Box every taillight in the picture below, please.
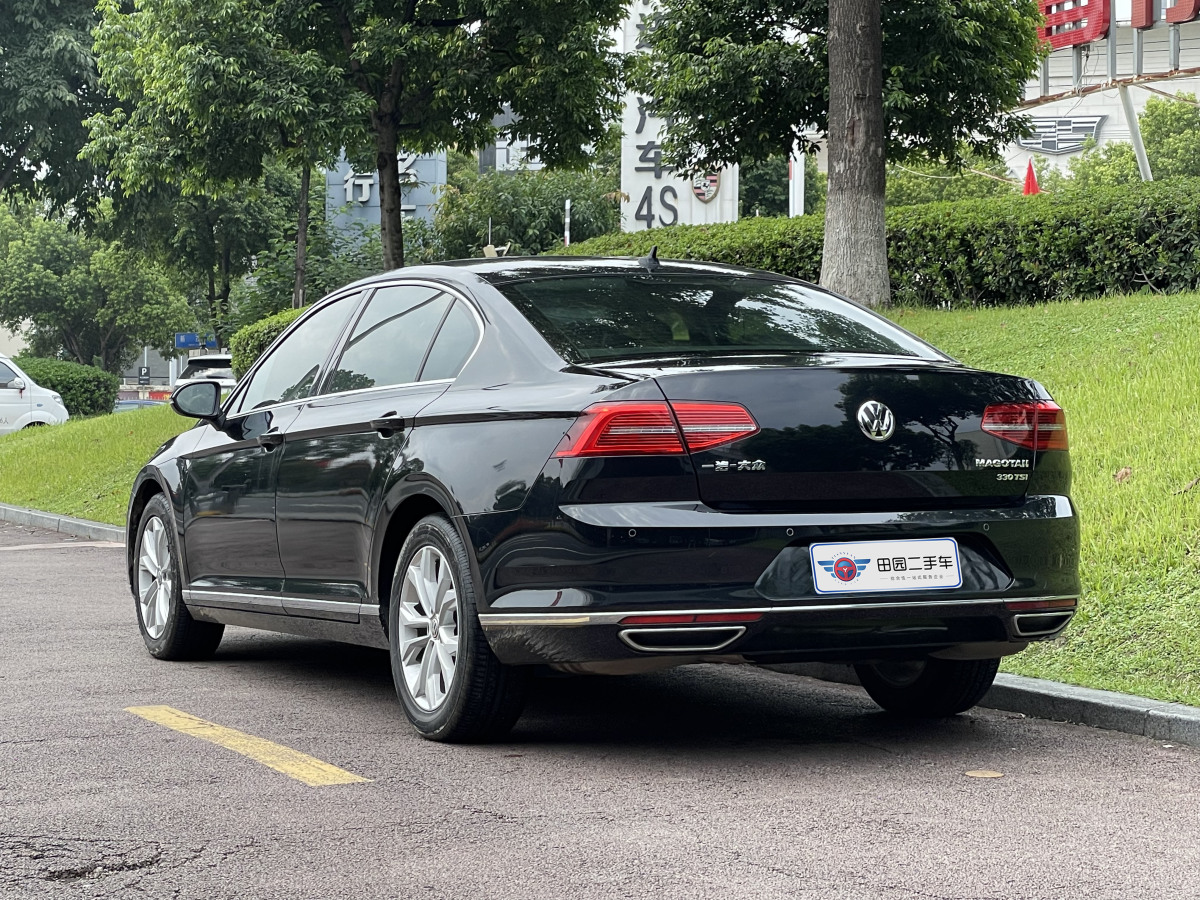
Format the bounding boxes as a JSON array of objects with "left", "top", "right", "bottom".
[
  {"left": 982, "top": 401, "right": 1068, "bottom": 452},
  {"left": 554, "top": 401, "right": 759, "bottom": 458}
]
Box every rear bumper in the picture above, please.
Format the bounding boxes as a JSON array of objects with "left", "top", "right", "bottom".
[
  {"left": 479, "top": 596, "right": 1074, "bottom": 666},
  {"left": 474, "top": 494, "right": 1079, "bottom": 666}
]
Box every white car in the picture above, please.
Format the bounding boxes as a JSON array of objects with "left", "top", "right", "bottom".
[
  {"left": 0, "top": 354, "right": 70, "bottom": 435},
  {"left": 174, "top": 354, "right": 236, "bottom": 393}
]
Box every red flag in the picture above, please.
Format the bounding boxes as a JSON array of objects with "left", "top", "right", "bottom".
[{"left": 1023, "top": 159, "right": 1040, "bottom": 196}]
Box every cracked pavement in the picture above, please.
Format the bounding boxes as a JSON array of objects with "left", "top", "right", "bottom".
[{"left": 1, "top": 521, "right": 1198, "bottom": 899}]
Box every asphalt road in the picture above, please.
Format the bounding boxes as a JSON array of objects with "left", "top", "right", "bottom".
[{"left": 2, "top": 521, "right": 1198, "bottom": 900}]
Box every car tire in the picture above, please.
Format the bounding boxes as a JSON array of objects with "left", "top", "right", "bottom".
[
  {"left": 854, "top": 657, "right": 1000, "bottom": 717},
  {"left": 134, "top": 494, "right": 224, "bottom": 660},
  {"left": 388, "top": 514, "right": 526, "bottom": 742}
]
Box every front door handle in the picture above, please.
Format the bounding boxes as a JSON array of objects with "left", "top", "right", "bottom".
[
  {"left": 257, "top": 429, "right": 284, "bottom": 450},
  {"left": 370, "top": 414, "right": 406, "bottom": 437}
]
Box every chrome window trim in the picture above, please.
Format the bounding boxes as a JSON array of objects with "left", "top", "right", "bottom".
[
  {"left": 478, "top": 595, "right": 1077, "bottom": 627},
  {"left": 221, "top": 279, "right": 484, "bottom": 422}
]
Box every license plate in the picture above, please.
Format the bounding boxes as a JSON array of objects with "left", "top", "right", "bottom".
[{"left": 809, "top": 538, "right": 962, "bottom": 594}]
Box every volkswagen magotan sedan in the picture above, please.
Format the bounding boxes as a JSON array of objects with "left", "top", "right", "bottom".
[{"left": 128, "top": 256, "right": 1079, "bottom": 741}]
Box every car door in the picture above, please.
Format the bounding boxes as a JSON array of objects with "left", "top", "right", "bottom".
[
  {"left": 178, "top": 294, "right": 360, "bottom": 613},
  {"left": 0, "top": 360, "right": 32, "bottom": 435},
  {"left": 274, "top": 283, "right": 481, "bottom": 621}
]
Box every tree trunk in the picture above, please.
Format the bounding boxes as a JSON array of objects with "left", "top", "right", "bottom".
[
  {"left": 376, "top": 121, "right": 406, "bottom": 270},
  {"left": 293, "top": 163, "right": 311, "bottom": 309},
  {"left": 820, "top": 0, "right": 889, "bottom": 308}
]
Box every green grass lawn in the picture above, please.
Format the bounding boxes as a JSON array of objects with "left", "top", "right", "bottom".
[
  {"left": 0, "top": 403, "right": 191, "bottom": 527},
  {"left": 890, "top": 292, "right": 1200, "bottom": 705},
  {"left": 2, "top": 291, "right": 1198, "bottom": 704}
]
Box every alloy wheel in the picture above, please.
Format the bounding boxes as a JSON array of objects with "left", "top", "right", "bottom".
[
  {"left": 137, "top": 516, "right": 173, "bottom": 640},
  {"left": 397, "top": 545, "right": 460, "bottom": 711}
]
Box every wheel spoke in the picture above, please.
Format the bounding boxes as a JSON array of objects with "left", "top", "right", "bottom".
[
  {"left": 400, "top": 635, "right": 424, "bottom": 666},
  {"left": 434, "top": 641, "right": 456, "bottom": 681},
  {"left": 396, "top": 600, "right": 426, "bottom": 630},
  {"left": 415, "top": 643, "right": 434, "bottom": 700}
]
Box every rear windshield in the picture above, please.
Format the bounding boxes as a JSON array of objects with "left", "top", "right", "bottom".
[
  {"left": 494, "top": 275, "right": 939, "bottom": 363},
  {"left": 180, "top": 362, "right": 234, "bottom": 381}
]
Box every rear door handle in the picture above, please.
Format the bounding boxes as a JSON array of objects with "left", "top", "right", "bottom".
[
  {"left": 257, "top": 429, "right": 284, "bottom": 450},
  {"left": 371, "top": 414, "right": 406, "bottom": 437}
]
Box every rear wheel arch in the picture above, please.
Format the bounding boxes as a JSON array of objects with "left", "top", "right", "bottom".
[{"left": 375, "top": 490, "right": 479, "bottom": 636}]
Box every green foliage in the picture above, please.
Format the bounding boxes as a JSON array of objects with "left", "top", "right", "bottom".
[
  {"left": 229, "top": 307, "right": 306, "bottom": 378},
  {"left": 1055, "top": 93, "right": 1200, "bottom": 191},
  {"left": 886, "top": 154, "right": 1016, "bottom": 207},
  {"left": 12, "top": 357, "right": 119, "bottom": 418},
  {"left": 435, "top": 168, "right": 621, "bottom": 259},
  {"left": 230, "top": 213, "right": 383, "bottom": 329},
  {"left": 569, "top": 178, "right": 1200, "bottom": 306},
  {"left": 738, "top": 155, "right": 826, "bottom": 218},
  {"left": 634, "top": 0, "right": 1045, "bottom": 172},
  {"left": 0, "top": 206, "right": 193, "bottom": 372},
  {"left": 88, "top": 0, "right": 627, "bottom": 267},
  {"left": 0, "top": 403, "right": 189, "bottom": 524},
  {"left": 0, "top": 0, "right": 109, "bottom": 211},
  {"left": 890, "top": 292, "right": 1200, "bottom": 706}
]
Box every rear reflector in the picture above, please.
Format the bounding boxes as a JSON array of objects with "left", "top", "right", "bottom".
[
  {"left": 554, "top": 401, "right": 758, "bottom": 458},
  {"left": 619, "top": 612, "right": 763, "bottom": 625},
  {"left": 982, "top": 401, "right": 1068, "bottom": 452},
  {"left": 1005, "top": 598, "right": 1077, "bottom": 611}
]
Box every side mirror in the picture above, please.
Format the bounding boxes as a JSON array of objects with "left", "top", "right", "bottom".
[
  {"left": 171, "top": 380, "right": 223, "bottom": 421},
  {"left": 10, "top": 377, "right": 25, "bottom": 393}
]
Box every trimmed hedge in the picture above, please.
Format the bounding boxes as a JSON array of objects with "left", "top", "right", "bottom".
[
  {"left": 13, "top": 357, "right": 119, "bottom": 417},
  {"left": 229, "top": 306, "right": 305, "bottom": 378},
  {"left": 568, "top": 178, "right": 1200, "bottom": 306}
]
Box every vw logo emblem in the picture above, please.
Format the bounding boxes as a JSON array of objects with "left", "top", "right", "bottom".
[{"left": 857, "top": 400, "right": 895, "bottom": 442}]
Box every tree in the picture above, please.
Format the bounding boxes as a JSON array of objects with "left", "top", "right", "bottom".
[
  {"left": 0, "top": 0, "right": 109, "bottom": 211},
  {"left": 434, "top": 167, "right": 620, "bottom": 259},
  {"left": 87, "top": 0, "right": 362, "bottom": 309},
  {"left": 636, "top": 0, "right": 1043, "bottom": 306},
  {"left": 1054, "top": 93, "right": 1200, "bottom": 191},
  {"left": 0, "top": 207, "right": 192, "bottom": 372},
  {"left": 739, "top": 154, "right": 826, "bottom": 218},
  {"left": 90, "top": 0, "right": 626, "bottom": 271}
]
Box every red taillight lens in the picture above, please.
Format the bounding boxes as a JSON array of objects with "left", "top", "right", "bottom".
[
  {"left": 982, "top": 401, "right": 1068, "bottom": 452},
  {"left": 671, "top": 402, "right": 760, "bottom": 452},
  {"left": 554, "top": 403, "right": 684, "bottom": 457},
  {"left": 554, "top": 401, "right": 758, "bottom": 458}
]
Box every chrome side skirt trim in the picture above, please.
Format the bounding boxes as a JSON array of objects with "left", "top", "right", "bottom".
[
  {"left": 184, "top": 589, "right": 372, "bottom": 622},
  {"left": 479, "top": 596, "right": 1076, "bottom": 628}
]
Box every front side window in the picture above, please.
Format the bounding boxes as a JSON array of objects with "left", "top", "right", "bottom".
[
  {"left": 0, "top": 362, "right": 17, "bottom": 388},
  {"left": 495, "top": 275, "right": 941, "bottom": 363},
  {"left": 234, "top": 296, "right": 357, "bottom": 413},
  {"left": 326, "top": 285, "right": 451, "bottom": 393}
]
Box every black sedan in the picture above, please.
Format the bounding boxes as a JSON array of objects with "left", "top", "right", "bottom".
[{"left": 128, "top": 256, "right": 1079, "bottom": 741}]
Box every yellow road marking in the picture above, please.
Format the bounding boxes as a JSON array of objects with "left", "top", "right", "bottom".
[{"left": 126, "top": 705, "right": 370, "bottom": 787}]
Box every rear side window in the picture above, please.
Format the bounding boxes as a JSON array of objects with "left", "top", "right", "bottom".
[
  {"left": 327, "top": 285, "right": 451, "bottom": 392},
  {"left": 420, "top": 300, "right": 480, "bottom": 381},
  {"left": 494, "top": 275, "right": 939, "bottom": 363}
]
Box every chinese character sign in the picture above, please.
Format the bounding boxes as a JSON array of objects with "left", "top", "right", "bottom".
[
  {"left": 1041, "top": 0, "right": 1110, "bottom": 50},
  {"left": 619, "top": 1, "right": 738, "bottom": 232}
]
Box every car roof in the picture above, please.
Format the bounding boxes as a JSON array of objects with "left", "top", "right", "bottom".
[{"left": 339, "top": 256, "right": 808, "bottom": 292}]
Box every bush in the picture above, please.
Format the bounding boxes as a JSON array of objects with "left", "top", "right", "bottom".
[
  {"left": 568, "top": 177, "right": 1200, "bottom": 307},
  {"left": 229, "top": 307, "right": 305, "bottom": 378},
  {"left": 13, "top": 357, "right": 119, "bottom": 417}
]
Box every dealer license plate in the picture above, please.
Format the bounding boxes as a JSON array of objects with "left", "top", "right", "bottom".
[{"left": 809, "top": 538, "right": 962, "bottom": 595}]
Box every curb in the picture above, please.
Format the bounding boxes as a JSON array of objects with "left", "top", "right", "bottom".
[
  {"left": 768, "top": 663, "right": 1200, "bottom": 748},
  {"left": 0, "top": 502, "right": 126, "bottom": 544}
]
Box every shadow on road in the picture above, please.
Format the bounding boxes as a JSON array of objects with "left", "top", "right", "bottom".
[{"left": 202, "top": 630, "right": 999, "bottom": 756}]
